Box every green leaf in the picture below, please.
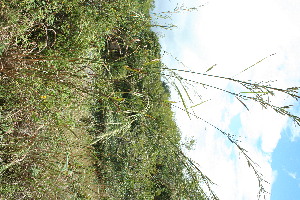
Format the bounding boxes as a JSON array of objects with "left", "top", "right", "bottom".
[
  {"left": 164, "top": 100, "right": 177, "bottom": 104},
  {"left": 143, "top": 58, "right": 160, "bottom": 66},
  {"left": 190, "top": 99, "right": 211, "bottom": 109},
  {"left": 236, "top": 97, "right": 249, "bottom": 111},
  {"left": 240, "top": 91, "right": 269, "bottom": 94},
  {"left": 205, "top": 64, "right": 216, "bottom": 72},
  {"left": 110, "top": 97, "right": 125, "bottom": 101},
  {"left": 123, "top": 65, "right": 145, "bottom": 74},
  {"left": 173, "top": 83, "right": 191, "bottom": 119}
]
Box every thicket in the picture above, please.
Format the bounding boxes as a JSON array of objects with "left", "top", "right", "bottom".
[{"left": 0, "top": 0, "right": 208, "bottom": 199}]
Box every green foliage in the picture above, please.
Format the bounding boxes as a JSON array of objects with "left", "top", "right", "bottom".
[
  {"left": 2, "top": 0, "right": 296, "bottom": 199},
  {"left": 0, "top": 0, "right": 209, "bottom": 199}
]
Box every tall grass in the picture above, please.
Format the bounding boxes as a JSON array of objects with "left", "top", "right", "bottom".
[
  {"left": 0, "top": 48, "right": 105, "bottom": 199},
  {"left": 1, "top": 0, "right": 299, "bottom": 199},
  {"left": 159, "top": 55, "right": 300, "bottom": 199}
]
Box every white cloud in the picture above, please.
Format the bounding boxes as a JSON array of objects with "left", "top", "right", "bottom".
[
  {"left": 288, "top": 172, "right": 297, "bottom": 179},
  {"left": 272, "top": 170, "right": 278, "bottom": 184},
  {"left": 290, "top": 126, "right": 300, "bottom": 142},
  {"left": 288, "top": 103, "right": 300, "bottom": 142},
  {"left": 154, "top": 0, "right": 300, "bottom": 199},
  {"left": 239, "top": 103, "right": 288, "bottom": 153}
]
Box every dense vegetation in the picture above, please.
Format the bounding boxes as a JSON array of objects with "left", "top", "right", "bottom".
[
  {"left": 0, "top": 0, "right": 209, "bottom": 199},
  {"left": 2, "top": 1, "right": 300, "bottom": 199}
]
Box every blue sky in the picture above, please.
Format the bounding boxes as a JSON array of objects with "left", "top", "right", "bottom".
[
  {"left": 272, "top": 130, "right": 300, "bottom": 200},
  {"left": 152, "top": 0, "right": 300, "bottom": 199},
  {"left": 271, "top": 99, "right": 300, "bottom": 200},
  {"left": 226, "top": 99, "right": 300, "bottom": 200}
]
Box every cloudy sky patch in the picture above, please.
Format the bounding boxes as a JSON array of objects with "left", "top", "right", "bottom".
[
  {"left": 152, "top": 0, "right": 300, "bottom": 199},
  {"left": 288, "top": 172, "right": 297, "bottom": 179}
]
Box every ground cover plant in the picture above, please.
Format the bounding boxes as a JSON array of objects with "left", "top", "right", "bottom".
[
  {"left": 1, "top": 0, "right": 300, "bottom": 199},
  {"left": 0, "top": 0, "right": 208, "bottom": 199}
]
